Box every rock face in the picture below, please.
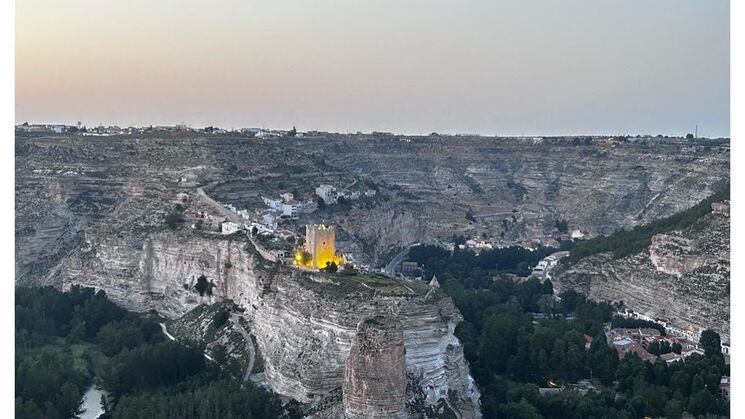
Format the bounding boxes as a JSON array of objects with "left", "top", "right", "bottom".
[
  {"left": 41, "top": 227, "right": 478, "bottom": 417},
  {"left": 16, "top": 132, "right": 729, "bottom": 416},
  {"left": 318, "top": 135, "right": 730, "bottom": 242},
  {"left": 338, "top": 204, "right": 426, "bottom": 266},
  {"left": 343, "top": 315, "right": 407, "bottom": 419},
  {"left": 649, "top": 235, "right": 707, "bottom": 275},
  {"left": 249, "top": 271, "right": 478, "bottom": 414},
  {"left": 16, "top": 133, "right": 729, "bottom": 284},
  {"left": 552, "top": 201, "right": 730, "bottom": 335}
]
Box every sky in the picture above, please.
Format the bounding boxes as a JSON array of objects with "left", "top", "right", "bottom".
[{"left": 16, "top": 1, "right": 730, "bottom": 137}]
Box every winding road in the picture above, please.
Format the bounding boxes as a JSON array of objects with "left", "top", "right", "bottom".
[
  {"left": 384, "top": 246, "right": 411, "bottom": 276},
  {"left": 229, "top": 313, "right": 255, "bottom": 382}
]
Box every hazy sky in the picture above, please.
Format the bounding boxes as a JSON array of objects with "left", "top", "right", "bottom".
[{"left": 16, "top": 1, "right": 730, "bottom": 137}]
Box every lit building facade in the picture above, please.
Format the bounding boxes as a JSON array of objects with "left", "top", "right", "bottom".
[{"left": 295, "top": 224, "right": 344, "bottom": 270}]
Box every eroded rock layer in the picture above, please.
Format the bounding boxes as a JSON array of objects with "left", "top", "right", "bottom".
[
  {"left": 44, "top": 229, "right": 478, "bottom": 416},
  {"left": 343, "top": 315, "right": 407, "bottom": 419},
  {"left": 16, "top": 134, "right": 729, "bottom": 282},
  {"left": 553, "top": 201, "right": 730, "bottom": 335}
]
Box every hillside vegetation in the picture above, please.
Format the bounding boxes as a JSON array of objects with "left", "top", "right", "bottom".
[{"left": 563, "top": 185, "right": 729, "bottom": 265}]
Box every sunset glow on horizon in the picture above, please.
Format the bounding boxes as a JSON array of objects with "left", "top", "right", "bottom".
[{"left": 16, "top": 0, "right": 730, "bottom": 137}]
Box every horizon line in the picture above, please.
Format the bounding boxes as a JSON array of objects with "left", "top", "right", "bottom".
[{"left": 15, "top": 121, "right": 729, "bottom": 140}]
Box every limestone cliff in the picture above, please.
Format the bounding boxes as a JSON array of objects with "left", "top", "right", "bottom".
[
  {"left": 552, "top": 201, "right": 730, "bottom": 335},
  {"left": 343, "top": 315, "right": 407, "bottom": 419},
  {"left": 44, "top": 229, "right": 479, "bottom": 417},
  {"left": 16, "top": 134, "right": 730, "bottom": 286},
  {"left": 337, "top": 203, "right": 427, "bottom": 266}
]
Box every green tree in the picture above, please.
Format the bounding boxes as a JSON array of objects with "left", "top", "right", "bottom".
[
  {"left": 57, "top": 382, "right": 84, "bottom": 418},
  {"left": 165, "top": 211, "right": 182, "bottom": 229},
  {"left": 691, "top": 374, "right": 706, "bottom": 394},
  {"left": 211, "top": 345, "right": 228, "bottom": 365},
  {"left": 541, "top": 279, "right": 554, "bottom": 296},
  {"left": 640, "top": 385, "right": 667, "bottom": 417},
  {"left": 322, "top": 261, "right": 338, "bottom": 273},
  {"left": 700, "top": 329, "right": 722, "bottom": 357},
  {"left": 589, "top": 333, "right": 618, "bottom": 385},
  {"left": 663, "top": 399, "right": 683, "bottom": 419},
  {"left": 212, "top": 309, "right": 230, "bottom": 329},
  {"left": 688, "top": 389, "right": 719, "bottom": 416},
  {"left": 498, "top": 399, "right": 543, "bottom": 419},
  {"left": 480, "top": 308, "right": 531, "bottom": 374},
  {"left": 194, "top": 275, "right": 215, "bottom": 296}
]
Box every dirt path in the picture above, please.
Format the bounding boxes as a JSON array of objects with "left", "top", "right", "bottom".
[
  {"left": 229, "top": 313, "right": 255, "bottom": 381},
  {"left": 196, "top": 187, "right": 242, "bottom": 224},
  {"left": 445, "top": 397, "right": 463, "bottom": 419},
  {"left": 159, "top": 322, "right": 176, "bottom": 341},
  {"left": 160, "top": 322, "right": 214, "bottom": 361}
]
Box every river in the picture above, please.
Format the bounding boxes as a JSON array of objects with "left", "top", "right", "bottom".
[{"left": 78, "top": 384, "right": 106, "bottom": 419}]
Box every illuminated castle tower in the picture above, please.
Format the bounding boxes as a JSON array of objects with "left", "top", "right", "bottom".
[{"left": 303, "top": 224, "right": 341, "bottom": 270}]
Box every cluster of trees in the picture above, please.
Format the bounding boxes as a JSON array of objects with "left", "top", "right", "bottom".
[
  {"left": 16, "top": 285, "right": 129, "bottom": 348},
  {"left": 647, "top": 340, "right": 678, "bottom": 356},
  {"left": 609, "top": 316, "right": 666, "bottom": 335},
  {"left": 450, "top": 282, "right": 616, "bottom": 387},
  {"left": 97, "top": 331, "right": 302, "bottom": 418},
  {"left": 165, "top": 203, "right": 186, "bottom": 229},
  {"left": 321, "top": 261, "right": 338, "bottom": 272},
  {"left": 110, "top": 378, "right": 299, "bottom": 419},
  {"left": 15, "top": 286, "right": 301, "bottom": 419},
  {"left": 407, "top": 243, "right": 554, "bottom": 283},
  {"left": 194, "top": 275, "right": 216, "bottom": 296},
  {"left": 16, "top": 349, "right": 90, "bottom": 418},
  {"left": 98, "top": 337, "right": 302, "bottom": 418},
  {"left": 555, "top": 219, "right": 569, "bottom": 233},
  {"left": 96, "top": 317, "right": 163, "bottom": 357},
  {"left": 420, "top": 250, "right": 729, "bottom": 418},
  {"left": 101, "top": 341, "right": 206, "bottom": 397},
  {"left": 15, "top": 286, "right": 151, "bottom": 418},
  {"left": 563, "top": 185, "right": 729, "bottom": 264}
]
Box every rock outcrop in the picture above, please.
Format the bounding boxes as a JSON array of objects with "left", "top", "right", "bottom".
[
  {"left": 42, "top": 228, "right": 479, "bottom": 417},
  {"left": 649, "top": 235, "right": 707, "bottom": 276},
  {"left": 16, "top": 132, "right": 730, "bottom": 417},
  {"left": 338, "top": 204, "right": 427, "bottom": 266},
  {"left": 16, "top": 133, "right": 729, "bottom": 284},
  {"left": 343, "top": 315, "right": 407, "bottom": 419},
  {"left": 552, "top": 201, "right": 730, "bottom": 335}
]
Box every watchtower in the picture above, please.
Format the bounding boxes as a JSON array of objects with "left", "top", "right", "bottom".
[{"left": 305, "top": 224, "right": 337, "bottom": 270}]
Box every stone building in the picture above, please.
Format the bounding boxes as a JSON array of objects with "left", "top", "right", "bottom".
[
  {"left": 297, "top": 224, "right": 343, "bottom": 270},
  {"left": 401, "top": 261, "right": 418, "bottom": 276},
  {"left": 315, "top": 184, "right": 338, "bottom": 203}
]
